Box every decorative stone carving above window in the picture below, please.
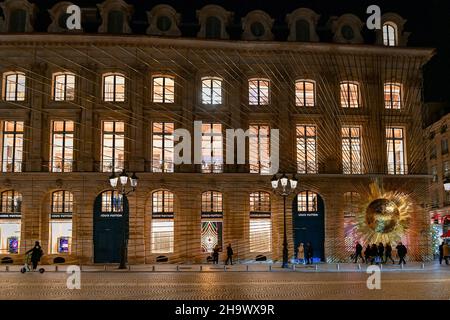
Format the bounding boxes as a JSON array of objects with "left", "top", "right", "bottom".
[
  {"left": 197, "top": 5, "right": 233, "bottom": 40},
  {"left": 146, "top": 4, "right": 181, "bottom": 36},
  {"left": 97, "top": 0, "right": 133, "bottom": 34},
  {"left": 376, "top": 13, "right": 409, "bottom": 47},
  {"left": 286, "top": 8, "right": 320, "bottom": 42},
  {"left": 330, "top": 14, "right": 364, "bottom": 44},
  {"left": 241, "top": 10, "right": 273, "bottom": 41},
  {"left": 0, "top": 0, "right": 37, "bottom": 33},
  {"left": 48, "top": 2, "right": 83, "bottom": 33}
]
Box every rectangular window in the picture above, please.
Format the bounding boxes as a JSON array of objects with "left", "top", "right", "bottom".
[
  {"left": 295, "top": 80, "right": 315, "bottom": 107},
  {"left": 340, "top": 82, "right": 359, "bottom": 108},
  {"left": 249, "top": 125, "right": 270, "bottom": 174},
  {"left": 103, "top": 74, "right": 125, "bottom": 102},
  {"left": 3, "top": 73, "right": 26, "bottom": 101},
  {"left": 1, "top": 121, "right": 24, "bottom": 172},
  {"left": 152, "top": 122, "right": 174, "bottom": 173},
  {"left": 153, "top": 76, "right": 175, "bottom": 103},
  {"left": 101, "top": 121, "right": 125, "bottom": 172},
  {"left": 442, "top": 139, "right": 448, "bottom": 155},
  {"left": 53, "top": 73, "right": 75, "bottom": 101},
  {"left": 201, "top": 123, "right": 223, "bottom": 173},
  {"left": 0, "top": 222, "right": 21, "bottom": 254},
  {"left": 384, "top": 83, "right": 402, "bottom": 109},
  {"left": 249, "top": 79, "right": 270, "bottom": 105},
  {"left": 296, "top": 125, "right": 317, "bottom": 174},
  {"left": 151, "top": 220, "right": 174, "bottom": 253},
  {"left": 342, "top": 126, "right": 362, "bottom": 174},
  {"left": 202, "top": 77, "right": 222, "bottom": 104},
  {"left": 49, "top": 221, "right": 72, "bottom": 254},
  {"left": 386, "top": 127, "right": 406, "bottom": 174},
  {"left": 51, "top": 121, "right": 74, "bottom": 172},
  {"left": 249, "top": 219, "right": 272, "bottom": 253}
]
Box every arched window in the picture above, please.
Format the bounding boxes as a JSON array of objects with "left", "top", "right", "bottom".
[
  {"left": 297, "top": 191, "right": 317, "bottom": 212},
  {"left": 50, "top": 191, "right": 73, "bottom": 254},
  {"left": 295, "top": 80, "right": 315, "bottom": 107},
  {"left": 103, "top": 73, "right": 125, "bottom": 102},
  {"left": 249, "top": 192, "right": 271, "bottom": 253},
  {"left": 249, "top": 78, "right": 270, "bottom": 105},
  {"left": 201, "top": 77, "right": 223, "bottom": 105},
  {"left": 152, "top": 76, "right": 175, "bottom": 103},
  {"left": 340, "top": 81, "right": 360, "bottom": 108},
  {"left": 201, "top": 191, "right": 223, "bottom": 253},
  {"left": 107, "top": 10, "right": 124, "bottom": 34},
  {"left": 384, "top": 82, "right": 402, "bottom": 109},
  {"left": 53, "top": 72, "right": 75, "bottom": 101},
  {"left": 3, "top": 72, "right": 26, "bottom": 101},
  {"left": 205, "top": 16, "right": 221, "bottom": 39},
  {"left": 101, "top": 190, "right": 123, "bottom": 213},
  {"left": 295, "top": 19, "right": 310, "bottom": 42},
  {"left": 383, "top": 22, "right": 397, "bottom": 47},
  {"left": 343, "top": 192, "right": 360, "bottom": 253},
  {"left": 151, "top": 190, "right": 174, "bottom": 253},
  {"left": 0, "top": 190, "right": 22, "bottom": 254},
  {"left": 9, "top": 9, "right": 27, "bottom": 33}
]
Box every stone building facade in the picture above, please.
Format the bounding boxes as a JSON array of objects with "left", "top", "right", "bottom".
[{"left": 0, "top": 1, "right": 434, "bottom": 264}]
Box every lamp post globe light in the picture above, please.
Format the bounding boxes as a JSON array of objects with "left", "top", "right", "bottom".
[
  {"left": 108, "top": 169, "right": 139, "bottom": 269},
  {"left": 271, "top": 173, "right": 298, "bottom": 268}
]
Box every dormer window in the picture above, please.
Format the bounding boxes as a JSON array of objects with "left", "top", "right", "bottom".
[
  {"left": 147, "top": 5, "right": 181, "bottom": 36},
  {"left": 331, "top": 14, "right": 364, "bottom": 44},
  {"left": 0, "top": 0, "right": 37, "bottom": 33},
  {"left": 197, "top": 5, "right": 233, "bottom": 40},
  {"left": 242, "top": 10, "right": 274, "bottom": 41},
  {"left": 3, "top": 72, "right": 26, "bottom": 101},
  {"left": 383, "top": 22, "right": 398, "bottom": 46},
  {"left": 48, "top": 2, "right": 82, "bottom": 33},
  {"left": 97, "top": 0, "right": 133, "bottom": 34},
  {"left": 286, "top": 8, "right": 320, "bottom": 42}
]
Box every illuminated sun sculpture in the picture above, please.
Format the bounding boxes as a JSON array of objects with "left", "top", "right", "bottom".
[{"left": 356, "top": 183, "right": 412, "bottom": 244}]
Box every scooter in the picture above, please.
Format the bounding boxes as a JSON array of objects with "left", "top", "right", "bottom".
[{"left": 20, "top": 252, "right": 44, "bottom": 274}]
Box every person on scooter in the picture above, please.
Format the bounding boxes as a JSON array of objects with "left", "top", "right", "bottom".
[{"left": 26, "top": 241, "right": 43, "bottom": 271}]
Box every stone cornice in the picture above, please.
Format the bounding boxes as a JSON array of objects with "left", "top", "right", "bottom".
[{"left": 0, "top": 34, "right": 435, "bottom": 64}]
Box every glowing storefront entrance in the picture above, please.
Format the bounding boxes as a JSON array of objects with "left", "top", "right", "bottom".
[{"left": 0, "top": 190, "right": 22, "bottom": 254}]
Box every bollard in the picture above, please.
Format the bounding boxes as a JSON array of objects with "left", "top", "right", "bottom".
[
  {"left": 200, "top": 265, "right": 203, "bottom": 272},
  {"left": 55, "top": 265, "right": 58, "bottom": 272},
  {"left": 380, "top": 264, "right": 383, "bottom": 271},
  {"left": 269, "top": 265, "right": 272, "bottom": 272},
  {"left": 315, "top": 264, "right": 318, "bottom": 271},
  {"left": 176, "top": 265, "right": 179, "bottom": 272},
  {"left": 104, "top": 265, "right": 107, "bottom": 271},
  {"left": 421, "top": 263, "right": 425, "bottom": 269},
  {"left": 358, "top": 263, "right": 361, "bottom": 270},
  {"left": 152, "top": 265, "right": 155, "bottom": 272},
  {"left": 292, "top": 265, "right": 296, "bottom": 271},
  {"left": 224, "top": 265, "right": 227, "bottom": 271},
  {"left": 5, "top": 266, "right": 9, "bottom": 272},
  {"left": 400, "top": 263, "right": 404, "bottom": 269},
  {"left": 80, "top": 265, "right": 82, "bottom": 271},
  {"left": 128, "top": 265, "right": 131, "bottom": 271},
  {"left": 246, "top": 265, "right": 249, "bottom": 272},
  {"left": 336, "top": 263, "right": 340, "bottom": 271}
]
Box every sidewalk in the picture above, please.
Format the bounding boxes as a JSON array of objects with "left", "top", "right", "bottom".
[{"left": 1, "top": 261, "right": 449, "bottom": 273}]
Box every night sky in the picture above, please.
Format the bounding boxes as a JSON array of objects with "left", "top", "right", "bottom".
[{"left": 6, "top": 0, "right": 450, "bottom": 123}]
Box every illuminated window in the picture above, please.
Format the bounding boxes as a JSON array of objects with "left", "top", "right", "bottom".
[
  {"left": 101, "top": 121, "right": 125, "bottom": 172},
  {"left": 201, "top": 191, "right": 223, "bottom": 253},
  {"left": 3, "top": 72, "right": 25, "bottom": 101},
  {"left": 51, "top": 121, "right": 74, "bottom": 172},
  {"left": 297, "top": 191, "right": 317, "bottom": 212},
  {"left": 342, "top": 126, "right": 362, "bottom": 174},
  {"left": 384, "top": 83, "right": 402, "bottom": 109},
  {"left": 201, "top": 123, "right": 223, "bottom": 173},
  {"left": 152, "top": 76, "right": 175, "bottom": 103},
  {"left": 50, "top": 191, "right": 73, "bottom": 254},
  {"left": 53, "top": 73, "right": 75, "bottom": 101},
  {"left": 103, "top": 74, "right": 125, "bottom": 102},
  {"left": 383, "top": 22, "right": 397, "bottom": 46},
  {"left": 101, "top": 190, "right": 123, "bottom": 212},
  {"left": 249, "top": 78, "right": 270, "bottom": 105},
  {"left": 249, "top": 124, "right": 270, "bottom": 174},
  {"left": 296, "top": 125, "right": 317, "bottom": 174},
  {"left": 340, "top": 82, "right": 359, "bottom": 108},
  {"left": 343, "top": 192, "right": 360, "bottom": 253},
  {"left": 295, "top": 80, "right": 315, "bottom": 107},
  {"left": 151, "top": 190, "right": 174, "bottom": 253},
  {"left": 1, "top": 121, "right": 24, "bottom": 173},
  {"left": 0, "top": 190, "right": 22, "bottom": 254},
  {"left": 249, "top": 192, "right": 271, "bottom": 253},
  {"left": 386, "top": 127, "right": 406, "bottom": 174},
  {"left": 152, "top": 122, "right": 174, "bottom": 173},
  {"left": 202, "top": 77, "right": 222, "bottom": 104}
]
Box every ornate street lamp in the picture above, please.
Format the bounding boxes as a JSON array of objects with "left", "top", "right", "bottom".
[
  {"left": 271, "top": 173, "right": 298, "bottom": 268},
  {"left": 108, "top": 169, "right": 139, "bottom": 269}
]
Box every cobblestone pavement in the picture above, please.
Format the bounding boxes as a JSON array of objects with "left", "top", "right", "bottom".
[{"left": 0, "top": 270, "right": 449, "bottom": 300}]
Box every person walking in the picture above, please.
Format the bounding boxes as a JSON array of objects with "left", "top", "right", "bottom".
[
  {"left": 439, "top": 242, "right": 445, "bottom": 265},
  {"left": 212, "top": 244, "right": 220, "bottom": 264},
  {"left": 377, "top": 243, "right": 385, "bottom": 264},
  {"left": 26, "top": 241, "right": 43, "bottom": 271},
  {"left": 305, "top": 242, "right": 313, "bottom": 265},
  {"left": 297, "top": 243, "right": 305, "bottom": 264},
  {"left": 396, "top": 242, "right": 407, "bottom": 265},
  {"left": 385, "top": 242, "right": 395, "bottom": 264},
  {"left": 364, "top": 244, "right": 371, "bottom": 264},
  {"left": 354, "top": 242, "right": 364, "bottom": 263},
  {"left": 443, "top": 242, "right": 450, "bottom": 265},
  {"left": 370, "top": 244, "right": 378, "bottom": 264},
  {"left": 225, "top": 243, "right": 233, "bottom": 265}
]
